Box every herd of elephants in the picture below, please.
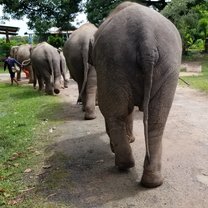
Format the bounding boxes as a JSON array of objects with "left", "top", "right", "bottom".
[{"left": 10, "top": 2, "right": 182, "bottom": 188}]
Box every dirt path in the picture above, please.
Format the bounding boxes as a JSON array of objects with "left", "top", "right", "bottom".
[{"left": 32, "top": 79, "right": 207, "bottom": 208}]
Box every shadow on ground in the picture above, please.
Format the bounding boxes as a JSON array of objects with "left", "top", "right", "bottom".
[{"left": 35, "top": 131, "right": 146, "bottom": 208}]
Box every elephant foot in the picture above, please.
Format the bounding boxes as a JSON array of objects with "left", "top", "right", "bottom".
[
  {"left": 54, "top": 89, "right": 60, "bottom": 94},
  {"left": 116, "top": 158, "right": 135, "bottom": 170},
  {"left": 84, "top": 111, "right": 96, "bottom": 120},
  {"left": 114, "top": 146, "right": 135, "bottom": 170},
  {"left": 64, "top": 80, "right": 69, "bottom": 88},
  {"left": 28, "top": 80, "right": 34, "bottom": 84},
  {"left": 140, "top": 170, "right": 163, "bottom": 188}
]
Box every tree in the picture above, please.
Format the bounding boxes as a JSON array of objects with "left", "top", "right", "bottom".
[
  {"left": 0, "top": 0, "right": 82, "bottom": 35},
  {"left": 162, "top": 0, "right": 208, "bottom": 53},
  {"left": 85, "top": 0, "right": 169, "bottom": 26}
]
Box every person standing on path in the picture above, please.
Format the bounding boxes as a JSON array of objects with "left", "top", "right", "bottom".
[{"left": 4, "top": 55, "right": 22, "bottom": 85}]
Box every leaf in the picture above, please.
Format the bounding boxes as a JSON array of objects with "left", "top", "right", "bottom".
[
  {"left": 24, "top": 168, "right": 32, "bottom": 173},
  {"left": 35, "top": 151, "right": 41, "bottom": 156},
  {"left": 8, "top": 197, "right": 23, "bottom": 205},
  {"left": 0, "top": 188, "right": 5, "bottom": 193},
  {"left": 42, "top": 165, "right": 52, "bottom": 169}
]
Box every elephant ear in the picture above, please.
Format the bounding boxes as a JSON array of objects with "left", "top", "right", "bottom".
[{"left": 88, "top": 38, "right": 94, "bottom": 66}]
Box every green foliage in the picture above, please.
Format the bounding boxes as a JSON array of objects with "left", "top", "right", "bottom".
[
  {"left": 85, "top": 0, "right": 168, "bottom": 26},
  {"left": 0, "top": 0, "right": 82, "bottom": 34},
  {"left": 0, "top": 37, "right": 28, "bottom": 66},
  {"left": 180, "top": 54, "right": 208, "bottom": 92},
  {"left": 47, "top": 35, "right": 64, "bottom": 48},
  {"left": 86, "top": 0, "right": 123, "bottom": 26},
  {"left": 0, "top": 83, "right": 60, "bottom": 206},
  {"left": 162, "top": 0, "right": 208, "bottom": 53}
]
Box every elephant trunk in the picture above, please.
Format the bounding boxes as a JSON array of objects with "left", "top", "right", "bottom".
[
  {"left": 22, "top": 58, "right": 31, "bottom": 67},
  {"left": 53, "top": 76, "right": 61, "bottom": 94}
]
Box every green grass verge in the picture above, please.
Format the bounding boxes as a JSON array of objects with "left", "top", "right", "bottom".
[
  {"left": 0, "top": 83, "right": 63, "bottom": 207},
  {"left": 0, "top": 66, "right": 5, "bottom": 73},
  {"left": 179, "top": 54, "right": 208, "bottom": 93}
]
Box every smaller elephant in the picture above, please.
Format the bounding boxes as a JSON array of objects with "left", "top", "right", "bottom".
[
  {"left": 31, "top": 42, "right": 62, "bottom": 95},
  {"left": 11, "top": 44, "right": 34, "bottom": 83},
  {"left": 63, "top": 23, "right": 97, "bottom": 120},
  {"left": 10, "top": 46, "right": 19, "bottom": 59}
]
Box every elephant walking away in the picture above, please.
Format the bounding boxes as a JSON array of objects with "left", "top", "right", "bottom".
[
  {"left": 92, "top": 1, "right": 182, "bottom": 188},
  {"left": 31, "top": 42, "right": 62, "bottom": 95},
  {"left": 63, "top": 23, "right": 97, "bottom": 120}
]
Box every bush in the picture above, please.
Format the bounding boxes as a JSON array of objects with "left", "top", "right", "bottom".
[
  {"left": 47, "top": 35, "right": 64, "bottom": 48},
  {"left": 189, "top": 39, "right": 204, "bottom": 51}
]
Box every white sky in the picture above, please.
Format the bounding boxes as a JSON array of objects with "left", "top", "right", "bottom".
[{"left": 0, "top": 5, "right": 87, "bottom": 37}]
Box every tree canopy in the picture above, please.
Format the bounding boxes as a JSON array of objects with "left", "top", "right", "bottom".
[
  {"left": 162, "top": 0, "right": 208, "bottom": 53},
  {"left": 85, "top": 0, "right": 169, "bottom": 26},
  {"left": 0, "top": 0, "right": 81, "bottom": 34}
]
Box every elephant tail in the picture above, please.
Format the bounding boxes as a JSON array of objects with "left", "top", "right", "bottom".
[
  {"left": 22, "top": 58, "right": 31, "bottom": 67},
  {"left": 141, "top": 49, "right": 159, "bottom": 165},
  {"left": 78, "top": 48, "right": 89, "bottom": 102},
  {"left": 143, "top": 65, "right": 153, "bottom": 165}
]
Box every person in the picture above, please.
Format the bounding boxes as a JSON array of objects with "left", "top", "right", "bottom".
[{"left": 4, "top": 55, "right": 22, "bottom": 85}]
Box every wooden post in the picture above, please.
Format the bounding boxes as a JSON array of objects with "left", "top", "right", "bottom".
[{"left": 6, "top": 29, "right": 10, "bottom": 43}]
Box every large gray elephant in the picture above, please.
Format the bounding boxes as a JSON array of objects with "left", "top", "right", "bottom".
[
  {"left": 92, "top": 2, "right": 182, "bottom": 188},
  {"left": 63, "top": 23, "right": 97, "bottom": 120},
  {"left": 31, "top": 42, "right": 62, "bottom": 95},
  {"left": 12, "top": 44, "right": 33, "bottom": 83}
]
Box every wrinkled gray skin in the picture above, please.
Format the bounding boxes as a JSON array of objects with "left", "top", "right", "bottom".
[
  {"left": 31, "top": 42, "right": 62, "bottom": 95},
  {"left": 10, "top": 44, "right": 34, "bottom": 83},
  {"left": 92, "top": 2, "right": 182, "bottom": 188},
  {"left": 63, "top": 23, "right": 97, "bottom": 120}
]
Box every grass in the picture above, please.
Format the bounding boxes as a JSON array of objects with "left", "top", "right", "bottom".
[
  {"left": 179, "top": 53, "right": 208, "bottom": 93},
  {"left": 0, "top": 66, "right": 5, "bottom": 73},
  {"left": 0, "top": 83, "right": 63, "bottom": 207}
]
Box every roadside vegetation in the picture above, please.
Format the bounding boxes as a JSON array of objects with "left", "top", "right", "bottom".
[
  {"left": 180, "top": 53, "right": 208, "bottom": 93},
  {"left": 0, "top": 83, "right": 63, "bottom": 207}
]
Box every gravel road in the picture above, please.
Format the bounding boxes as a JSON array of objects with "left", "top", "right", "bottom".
[{"left": 35, "top": 79, "right": 208, "bottom": 208}]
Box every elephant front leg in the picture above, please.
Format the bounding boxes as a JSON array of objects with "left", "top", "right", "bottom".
[{"left": 106, "top": 118, "right": 135, "bottom": 170}]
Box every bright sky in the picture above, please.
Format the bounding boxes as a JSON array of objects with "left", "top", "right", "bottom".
[{"left": 0, "top": 5, "right": 87, "bottom": 37}]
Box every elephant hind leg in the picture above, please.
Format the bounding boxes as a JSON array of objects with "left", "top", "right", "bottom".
[
  {"left": 141, "top": 71, "right": 178, "bottom": 188},
  {"left": 105, "top": 113, "right": 135, "bottom": 170}
]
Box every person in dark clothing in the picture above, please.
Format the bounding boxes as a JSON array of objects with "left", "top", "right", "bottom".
[{"left": 4, "top": 55, "right": 22, "bottom": 85}]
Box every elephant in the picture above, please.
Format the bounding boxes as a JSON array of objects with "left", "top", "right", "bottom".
[
  {"left": 63, "top": 23, "right": 97, "bottom": 120},
  {"left": 10, "top": 46, "right": 19, "bottom": 59},
  {"left": 31, "top": 42, "right": 63, "bottom": 95},
  {"left": 91, "top": 1, "right": 182, "bottom": 188},
  {"left": 11, "top": 44, "right": 34, "bottom": 83}
]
